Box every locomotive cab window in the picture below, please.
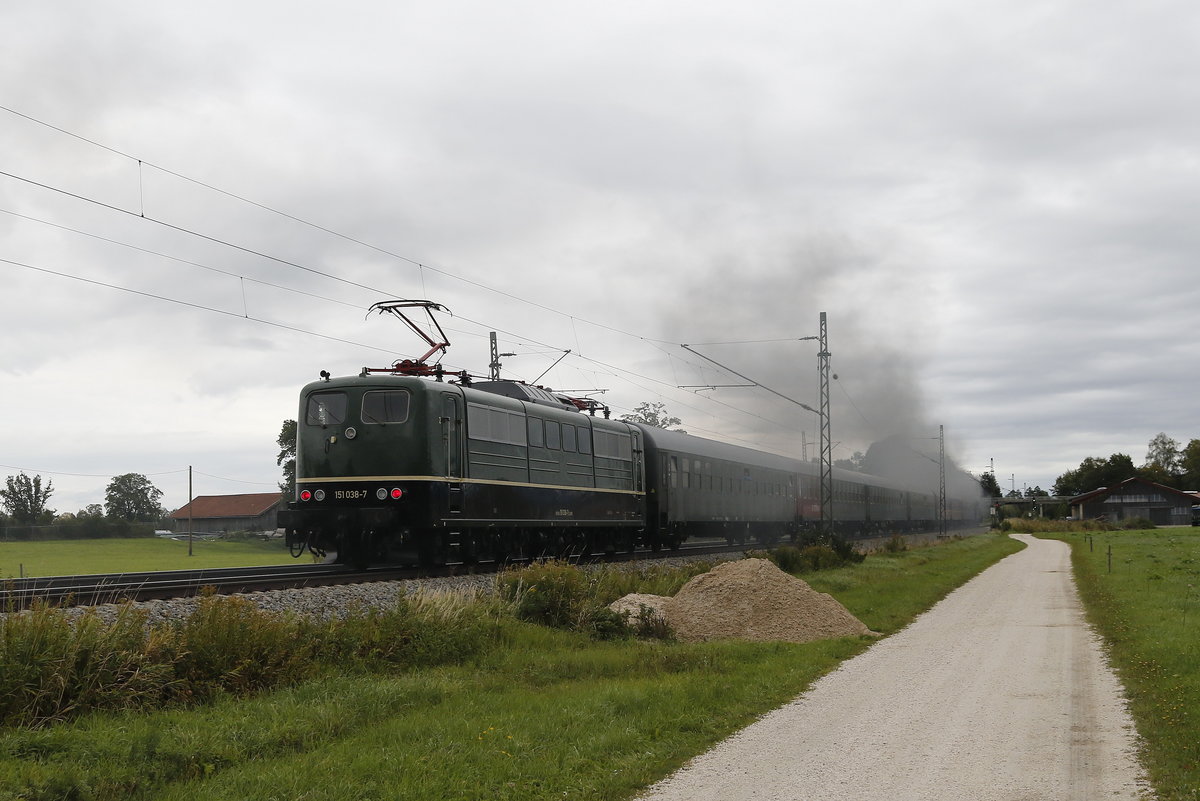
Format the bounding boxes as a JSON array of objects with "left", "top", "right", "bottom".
[
  {"left": 305, "top": 392, "right": 347, "bottom": 426},
  {"left": 361, "top": 390, "right": 410, "bottom": 424}
]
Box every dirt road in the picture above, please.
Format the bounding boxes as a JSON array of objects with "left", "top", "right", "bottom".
[{"left": 638, "top": 534, "right": 1150, "bottom": 800}]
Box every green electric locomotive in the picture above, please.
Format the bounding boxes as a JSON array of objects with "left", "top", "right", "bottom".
[{"left": 278, "top": 373, "right": 647, "bottom": 567}]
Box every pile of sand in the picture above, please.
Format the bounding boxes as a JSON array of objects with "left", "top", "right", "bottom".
[{"left": 611, "top": 558, "right": 874, "bottom": 643}]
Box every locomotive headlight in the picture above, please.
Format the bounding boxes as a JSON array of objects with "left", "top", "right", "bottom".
[
  {"left": 314, "top": 489, "right": 326, "bottom": 501},
  {"left": 390, "top": 488, "right": 403, "bottom": 500},
  {"left": 299, "top": 490, "right": 312, "bottom": 502},
  {"left": 376, "top": 488, "right": 388, "bottom": 501}
]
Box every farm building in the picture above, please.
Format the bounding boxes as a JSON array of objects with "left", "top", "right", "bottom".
[
  {"left": 170, "top": 492, "right": 284, "bottom": 535},
  {"left": 1068, "top": 477, "right": 1196, "bottom": 526}
]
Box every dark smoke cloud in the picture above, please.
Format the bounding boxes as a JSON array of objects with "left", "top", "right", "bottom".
[{"left": 657, "top": 230, "right": 937, "bottom": 460}]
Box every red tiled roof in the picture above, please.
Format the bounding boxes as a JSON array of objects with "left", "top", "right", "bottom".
[{"left": 171, "top": 492, "right": 283, "bottom": 520}]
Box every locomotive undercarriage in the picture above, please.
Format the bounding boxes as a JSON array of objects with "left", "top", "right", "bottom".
[{"left": 282, "top": 506, "right": 645, "bottom": 569}]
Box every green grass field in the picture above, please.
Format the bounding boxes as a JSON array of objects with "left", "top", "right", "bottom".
[
  {"left": 0, "top": 537, "right": 297, "bottom": 578},
  {"left": 0, "top": 533, "right": 1024, "bottom": 801},
  {"left": 1044, "top": 528, "right": 1200, "bottom": 801}
]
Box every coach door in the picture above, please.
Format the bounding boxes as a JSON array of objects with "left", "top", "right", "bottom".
[
  {"left": 442, "top": 394, "right": 463, "bottom": 514},
  {"left": 631, "top": 429, "right": 644, "bottom": 492}
]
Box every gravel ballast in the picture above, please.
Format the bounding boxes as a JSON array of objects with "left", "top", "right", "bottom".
[{"left": 637, "top": 534, "right": 1150, "bottom": 801}]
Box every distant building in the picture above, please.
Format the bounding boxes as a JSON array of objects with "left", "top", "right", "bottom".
[
  {"left": 170, "top": 493, "right": 284, "bottom": 534},
  {"left": 1069, "top": 477, "right": 1195, "bottom": 526}
]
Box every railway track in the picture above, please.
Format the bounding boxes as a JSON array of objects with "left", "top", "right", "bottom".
[{"left": 1, "top": 541, "right": 745, "bottom": 611}]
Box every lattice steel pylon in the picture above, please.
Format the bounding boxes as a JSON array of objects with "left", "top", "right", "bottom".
[{"left": 819, "top": 311, "right": 833, "bottom": 539}]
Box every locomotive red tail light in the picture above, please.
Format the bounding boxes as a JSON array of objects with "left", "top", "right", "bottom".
[
  {"left": 390, "top": 488, "right": 403, "bottom": 500},
  {"left": 299, "top": 490, "right": 312, "bottom": 501}
]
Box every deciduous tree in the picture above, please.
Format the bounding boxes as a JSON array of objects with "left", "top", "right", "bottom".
[
  {"left": 278, "top": 419, "right": 297, "bottom": 497},
  {"left": 1180, "top": 439, "right": 1200, "bottom": 491},
  {"left": 978, "top": 471, "right": 1002, "bottom": 498},
  {"left": 1142, "top": 432, "right": 1183, "bottom": 487},
  {"left": 1053, "top": 453, "right": 1136, "bottom": 497},
  {"left": 0, "top": 473, "right": 55, "bottom": 524},
  {"left": 619, "top": 402, "right": 685, "bottom": 432},
  {"left": 105, "top": 473, "right": 165, "bottom": 522}
]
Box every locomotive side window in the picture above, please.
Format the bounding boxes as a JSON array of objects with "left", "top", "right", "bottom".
[
  {"left": 577, "top": 428, "right": 592, "bottom": 454},
  {"left": 467, "top": 403, "right": 528, "bottom": 445},
  {"left": 527, "top": 418, "right": 545, "bottom": 447},
  {"left": 305, "top": 392, "right": 347, "bottom": 426},
  {"left": 562, "top": 424, "right": 577, "bottom": 453},
  {"left": 545, "top": 421, "right": 561, "bottom": 450},
  {"left": 361, "top": 390, "right": 410, "bottom": 424}
]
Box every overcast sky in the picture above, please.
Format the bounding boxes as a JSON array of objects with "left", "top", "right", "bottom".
[{"left": 3, "top": 0, "right": 1199, "bottom": 516}]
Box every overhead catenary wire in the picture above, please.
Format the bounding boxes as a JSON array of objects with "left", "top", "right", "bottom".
[{"left": 0, "top": 104, "right": 824, "bottom": 454}]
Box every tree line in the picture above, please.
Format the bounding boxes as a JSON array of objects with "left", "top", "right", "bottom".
[
  {"left": 976, "top": 432, "right": 1200, "bottom": 500},
  {"left": 0, "top": 472, "right": 168, "bottom": 536},
  {"left": 1051, "top": 432, "right": 1200, "bottom": 497}
]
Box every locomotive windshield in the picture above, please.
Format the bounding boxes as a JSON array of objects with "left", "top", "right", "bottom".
[
  {"left": 361, "top": 390, "right": 411, "bottom": 424},
  {"left": 305, "top": 392, "right": 347, "bottom": 426}
]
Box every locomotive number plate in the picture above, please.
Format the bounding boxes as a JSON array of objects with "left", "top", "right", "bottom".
[{"left": 335, "top": 489, "right": 369, "bottom": 500}]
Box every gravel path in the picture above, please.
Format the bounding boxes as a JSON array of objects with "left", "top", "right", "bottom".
[{"left": 638, "top": 534, "right": 1151, "bottom": 801}]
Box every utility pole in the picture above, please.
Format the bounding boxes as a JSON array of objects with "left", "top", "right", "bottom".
[
  {"left": 818, "top": 312, "right": 833, "bottom": 540},
  {"left": 187, "top": 465, "right": 194, "bottom": 557},
  {"left": 938, "top": 425, "right": 947, "bottom": 538}
]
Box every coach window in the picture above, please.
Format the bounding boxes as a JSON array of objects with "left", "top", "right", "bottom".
[
  {"left": 545, "top": 420, "right": 561, "bottom": 450},
  {"left": 668, "top": 456, "right": 678, "bottom": 488},
  {"left": 563, "top": 424, "right": 577, "bottom": 452},
  {"left": 306, "top": 392, "right": 347, "bottom": 426},
  {"left": 527, "top": 418, "right": 545, "bottom": 447},
  {"left": 361, "top": 390, "right": 410, "bottom": 424}
]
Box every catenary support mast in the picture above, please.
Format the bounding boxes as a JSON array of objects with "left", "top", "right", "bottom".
[{"left": 819, "top": 312, "right": 833, "bottom": 538}]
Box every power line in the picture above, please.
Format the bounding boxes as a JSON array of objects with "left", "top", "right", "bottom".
[
  {"left": 1, "top": 105, "right": 822, "bottom": 448},
  {"left": 0, "top": 103, "right": 680, "bottom": 347},
  {"left": 0, "top": 256, "right": 413, "bottom": 359},
  {"left": 0, "top": 463, "right": 187, "bottom": 479}
]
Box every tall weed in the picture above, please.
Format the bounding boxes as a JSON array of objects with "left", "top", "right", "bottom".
[
  {"left": 0, "top": 604, "right": 172, "bottom": 727},
  {"left": 172, "top": 592, "right": 314, "bottom": 702}
]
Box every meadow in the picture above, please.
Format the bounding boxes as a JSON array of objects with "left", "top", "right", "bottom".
[
  {"left": 0, "top": 536, "right": 296, "bottom": 578},
  {"left": 0, "top": 533, "right": 1023, "bottom": 801},
  {"left": 1043, "top": 528, "right": 1200, "bottom": 801}
]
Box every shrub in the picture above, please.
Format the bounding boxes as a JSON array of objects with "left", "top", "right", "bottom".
[
  {"left": 629, "top": 603, "right": 675, "bottom": 641},
  {"left": 584, "top": 606, "right": 631, "bottom": 641},
  {"left": 172, "top": 591, "right": 314, "bottom": 701},
  {"left": 761, "top": 540, "right": 863, "bottom": 573},
  {"left": 882, "top": 534, "right": 907, "bottom": 553},
  {"left": 762, "top": 545, "right": 805, "bottom": 573},
  {"left": 497, "top": 561, "right": 588, "bottom": 628}
]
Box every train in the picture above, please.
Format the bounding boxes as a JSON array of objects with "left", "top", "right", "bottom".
[{"left": 278, "top": 371, "right": 985, "bottom": 568}]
